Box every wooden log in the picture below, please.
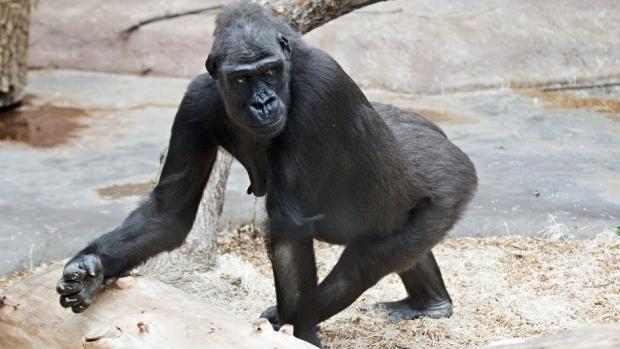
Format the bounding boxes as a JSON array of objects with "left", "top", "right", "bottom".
[
  {"left": 0, "top": 264, "right": 316, "bottom": 349},
  {"left": 484, "top": 325, "right": 620, "bottom": 349},
  {"left": 0, "top": 0, "right": 30, "bottom": 107}
]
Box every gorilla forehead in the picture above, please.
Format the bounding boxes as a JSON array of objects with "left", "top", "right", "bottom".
[
  {"left": 219, "top": 27, "right": 281, "bottom": 64},
  {"left": 211, "top": 2, "right": 299, "bottom": 64},
  {"left": 215, "top": 1, "right": 286, "bottom": 34}
]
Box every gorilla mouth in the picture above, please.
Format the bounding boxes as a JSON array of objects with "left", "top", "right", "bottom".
[
  {"left": 255, "top": 118, "right": 282, "bottom": 128},
  {"left": 251, "top": 114, "right": 286, "bottom": 132}
]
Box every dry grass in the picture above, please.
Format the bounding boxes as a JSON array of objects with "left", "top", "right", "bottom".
[{"left": 178, "top": 226, "right": 620, "bottom": 348}]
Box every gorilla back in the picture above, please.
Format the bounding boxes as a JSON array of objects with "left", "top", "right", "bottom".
[{"left": 56, "top": 3, "right": 477, "bottom": 348}]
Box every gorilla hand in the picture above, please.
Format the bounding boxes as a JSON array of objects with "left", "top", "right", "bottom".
[{"left": 56, "top": 254, "right": 105, "bottom": 313}]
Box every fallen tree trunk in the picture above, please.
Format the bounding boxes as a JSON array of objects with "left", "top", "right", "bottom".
[{"left": 0, "top": 264, "right": 315, "bottom": 349}]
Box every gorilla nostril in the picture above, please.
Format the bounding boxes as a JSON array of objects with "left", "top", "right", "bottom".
[
  {"left": 250, "top": 102, "right": 264, "bottom": 111},
  {"left": 265, "top": 96, "right": 276, "bottom": 106}
]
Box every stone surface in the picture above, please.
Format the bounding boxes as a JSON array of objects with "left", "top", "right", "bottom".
[
  {"left": 0, "top": 70, "right": 186, "bottom": 276},
  {"left": 28, "top": 0, "right": 620, "bottom": 94},
  {"left": 365, "top": 87, "right": 620, "bottom": 238},
  {"left": 1, "top": 70, "right": 618, "bottom": 276}
]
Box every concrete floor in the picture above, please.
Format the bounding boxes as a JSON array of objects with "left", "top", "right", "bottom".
[{"left": 0, "top": 70, "right": 618, "bottom": 275}]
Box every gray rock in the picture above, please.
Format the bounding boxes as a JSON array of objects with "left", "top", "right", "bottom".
[{"left": 28, "top": 0, "right": 620, "bottom": 94}]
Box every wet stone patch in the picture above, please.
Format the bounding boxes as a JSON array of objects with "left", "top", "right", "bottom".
[
  {"left": 0, "top": 95, "right": 88, "bottom": 147},
  {"left": 406, "top": 108, "right": 477, "bottom": 124},
  {"left": 95, "top": 182, "right": 153, "bottom": 199},
  {"left": 526, "top": 86, "right": 620, "bottom": 121}
]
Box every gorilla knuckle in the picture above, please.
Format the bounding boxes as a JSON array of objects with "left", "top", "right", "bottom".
[
  {"left": 56, "top": 279, "right": 83, "bottom": 295},
  {"left": 63, "top": 263, "right": 86, "bottom": 281}
]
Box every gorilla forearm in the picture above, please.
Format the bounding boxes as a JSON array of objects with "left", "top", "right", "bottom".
[
  {"left": 57, "top": 74, "right": 221, "bottom": 313},
  {"left": 75, "top": 80, "right": 219, "bottom": 279},
  {"left": 75, "top": 199, "right": 196, "bottom": 279}
]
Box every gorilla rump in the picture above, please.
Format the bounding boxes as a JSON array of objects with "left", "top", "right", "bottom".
[{"left": 56, "top": 2, "right": 477, "bottom": 347}]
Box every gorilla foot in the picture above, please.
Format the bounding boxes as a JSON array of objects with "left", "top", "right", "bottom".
[
  {"left": 260, "top": 306, "right": 322, "bottom": 347},
  {"left": 371, "top": 298, "right": 453, "bottom": 323}
]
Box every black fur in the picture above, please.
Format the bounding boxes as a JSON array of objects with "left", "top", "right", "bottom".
[{"left": 57, "top": 3, "right": 477, "bottom": 347}]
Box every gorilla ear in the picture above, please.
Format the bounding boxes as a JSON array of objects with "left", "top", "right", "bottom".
[
  {"left": 278, "top": 34, "right": 291, "bottom": 55},
  {"left": 206, "top": 54, "right": 217, "bottom": 79}
]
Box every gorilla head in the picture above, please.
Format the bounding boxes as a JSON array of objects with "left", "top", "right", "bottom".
[{"left": 205, "top": 4, "right": 299, "bottom": 137}]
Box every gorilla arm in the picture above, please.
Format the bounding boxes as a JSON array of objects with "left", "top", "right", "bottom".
[{"left": 56, "top": 75, "right": 222, "bottom": 312}]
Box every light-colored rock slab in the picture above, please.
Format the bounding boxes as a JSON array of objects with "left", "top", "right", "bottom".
[{"left": 27, "top": 0, "right": 620, "bottom": 94}]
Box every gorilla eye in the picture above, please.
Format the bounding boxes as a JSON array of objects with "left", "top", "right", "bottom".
[
  {"left": 264, "top": 69, "right": 273, "bottom": 76},
  {"left": 236, "top": 75, "right": 249, "bottom": 83}
]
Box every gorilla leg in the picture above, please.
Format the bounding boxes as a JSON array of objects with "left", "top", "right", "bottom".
[
  {"left": 317, "top": 201, "right": 459, "bottom": 323},
  {"left": 373, "top": 251, "right": 453, "bottom": 323},
  {"left": 265, "top": 224, "right": 321, "bottom": 346}
]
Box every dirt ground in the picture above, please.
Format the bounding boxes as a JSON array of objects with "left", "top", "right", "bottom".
[{"left": 183, "top": 226, "right": 620, "bottom": 349}]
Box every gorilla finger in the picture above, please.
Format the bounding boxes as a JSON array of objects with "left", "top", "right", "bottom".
[
  {"left": 81, "top": 255, "right": 101, "bottom": 277},
  {"left": 59, "top": 294, "right": 82, "bottom": 308},
  {"left": 63, "top": 263, "right": 86, "bottom": 281},
  {"left": 56, "top": 279, "right": 83, "bottom": 295},
  {"left": 71, "top": 299, "right": 91, "bottom": 313},
  {"left": 60, "top": 288, "right": 91, "bottom": 307}
]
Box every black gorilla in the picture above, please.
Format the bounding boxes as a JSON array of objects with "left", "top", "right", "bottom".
[{"left": 57, "top": 3, "right": 477, "bottom": 347}]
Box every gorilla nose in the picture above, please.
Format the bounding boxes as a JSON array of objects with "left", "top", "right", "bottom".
[{"left": 250, "top": 96, "right": 277, "bottom": 114}]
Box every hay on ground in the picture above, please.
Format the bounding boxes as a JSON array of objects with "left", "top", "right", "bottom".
[{"left": 173, "top": 226, "right": 620, "bottom": 349}]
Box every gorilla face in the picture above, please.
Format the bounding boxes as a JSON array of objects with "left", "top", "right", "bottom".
[{"left": 207, "top": 32, "right": 292, "bottom": 137}]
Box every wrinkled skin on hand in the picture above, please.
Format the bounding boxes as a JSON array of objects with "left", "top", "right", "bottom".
[{"left": 56, "top": 254, "right": 105, "bottom": 313}]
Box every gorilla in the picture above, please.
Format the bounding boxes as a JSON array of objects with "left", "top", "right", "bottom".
[{"left": 57, "top": 2, "right": 477, "bottom": 347}]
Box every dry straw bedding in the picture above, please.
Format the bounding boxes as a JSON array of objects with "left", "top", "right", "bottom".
[
  {"left": 2, "top": 227, "right": 618, "bottom": 348},
  {"left": 189, "top": 226, "right": 620, "bottom": 349}
]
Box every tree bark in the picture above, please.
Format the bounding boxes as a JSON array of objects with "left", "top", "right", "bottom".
[
  {"left": 0, "top": 0, "right": 30, "bottom": 107},
  {"left": 143, "top": 0, "right": 387, "bottom": 280},
  {"left": 256, "top": 0, "right": 386, "bottom": 34}
]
